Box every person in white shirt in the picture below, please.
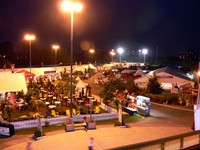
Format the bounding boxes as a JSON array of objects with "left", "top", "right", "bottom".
[{"left": 88, "top": 137, "right": 94, "bottom": 150}]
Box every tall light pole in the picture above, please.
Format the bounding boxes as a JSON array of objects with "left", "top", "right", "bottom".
[
  {"left": 117, "top": 47, "right": 124, "bottom": 63},
  {"left": 142, "top": 48, "right": 148, "bottom": 64},
  {"left": 89, "top": 49, "right": 95, "bottom": 63},
  {"left": 52, "top": 44, "right": 60, "bottom": 69},
  {"left": 61, "top": 0, "right": 83, "bottom": 118},
  {"left": 24, "top": 34, "right": 35, "bottom": 77},
  {"left": 110, "top": 49, "right": 115, "bottom": 62},
  {"left": 138, "top": 49, "right": 141, "bottom": 63}
]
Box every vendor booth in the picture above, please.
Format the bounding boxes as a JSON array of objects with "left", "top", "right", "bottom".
[{"left": 136, "top": 95, "right": 151, "bottom": 116}]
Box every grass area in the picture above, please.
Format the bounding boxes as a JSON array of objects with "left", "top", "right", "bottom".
[
  {"left": 14, "top": 114, "right": 143, "bottom": 135},
  {"left": 15, "top": 123, "right": 66, "bottom": 135},
  {"left": 96, "top": 114, "right": 143, "bottom": 125}
]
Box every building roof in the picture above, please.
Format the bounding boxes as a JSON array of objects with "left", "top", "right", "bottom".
[{"left": 148, "top": 66, "right": 192, "bottom": 81}]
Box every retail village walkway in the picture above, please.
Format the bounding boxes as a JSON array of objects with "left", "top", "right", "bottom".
[{"left": 1, "top": 120, "right": 192, "bottom": 150}]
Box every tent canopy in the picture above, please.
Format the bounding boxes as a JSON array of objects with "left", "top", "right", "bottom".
[
  {"left": 0, "top": 73, "right": 27, "bottom": 94},
  {"left": 17, "top": 69, "right": 36, "bottom": 76},
  {"left": 75, "top": 77, "right": 88, "bottom": 92}
]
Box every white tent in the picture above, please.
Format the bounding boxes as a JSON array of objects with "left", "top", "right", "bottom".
[
  {"left": 0, "top": 73, "right": 27, "bottom": 94},
  {"left": 134, "top": 66, "right": 194, "bottom": 93},
  {"left": 75, "top": 77, "right": 88, "bottom": 96},
  {"left": 73, "top": 64, "right": 97, "bottom": 73}
]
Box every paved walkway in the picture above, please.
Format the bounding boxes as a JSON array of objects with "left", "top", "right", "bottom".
[{"left": 1, "top": 121, "right": 192, "bottom": 150}]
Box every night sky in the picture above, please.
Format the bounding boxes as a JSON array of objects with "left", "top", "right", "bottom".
[{"left": 0, "top": 0, "right": 200, "bottom": 58}]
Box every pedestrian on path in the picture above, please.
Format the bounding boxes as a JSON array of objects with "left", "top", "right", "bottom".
[
  {"left": 83, "top": 116, "right": 88, "bottom": 132},
  {"left": 88, "top": 137, "right": 94, "bottom": 150}
]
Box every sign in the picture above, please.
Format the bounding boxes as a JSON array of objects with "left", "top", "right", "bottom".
[{"left": 0, "top": 127, "right": 9, "bottom": 136}]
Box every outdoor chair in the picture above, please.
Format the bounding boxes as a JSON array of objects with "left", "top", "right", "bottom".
[
  {"left": 51, "top": 110, "right": 59, "bottom": 117},
  {"left": 76, "top": 109, "right": 80, "bottom": 115},
  {"left": 66, "top": 109, "right": 70, "bottom": 116},
  {"left": 72, "top": 109, "right": 76, "bottom": 115},
  {"left": 94, "top": 106, "right": 100, "bottom": 114}
]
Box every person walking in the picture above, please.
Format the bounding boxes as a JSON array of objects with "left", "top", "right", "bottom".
[
  {"left": 88, "top": 137, "right": 94, "bottom": 150},
  {"left": 83, "top": 116, "right": 88, "bottom": 132}
]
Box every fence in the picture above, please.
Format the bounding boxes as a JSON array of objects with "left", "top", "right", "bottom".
[
  {"left": 112, "top": 130, "right": 200, "bottom": 150},
  {"left": 11, "top": 95, "right": 118, "bottom": 130},
  {"left": 93, "top": 94, "right": 117, "bottom": 113},
  {"left": 11, "top": 113, "right": 118, "bottom": 130}
]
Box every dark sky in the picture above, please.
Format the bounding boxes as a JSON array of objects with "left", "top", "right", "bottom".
[{"left": 0, "top": 0, "right": 200, "bottom": 58}]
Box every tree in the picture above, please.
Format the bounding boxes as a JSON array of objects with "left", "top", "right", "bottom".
[
  {"left": 125, "top": 78, "right": 139, "bottom": 94},
  {"left": 99, "top": 78, "right": 125, "bottom": 104},
  {"left": 147, "top": 75, "right": 163, "bottom": 94}
]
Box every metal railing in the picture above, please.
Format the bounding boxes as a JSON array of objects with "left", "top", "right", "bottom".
[{"left": 111, "top": 130, "right": 200, "bottom": 150}]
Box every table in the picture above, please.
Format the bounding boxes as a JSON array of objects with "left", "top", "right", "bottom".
[
  {"left": 48, "top": 105, "right": 56, "bottom": 109},
  {"left": 77, "top": 100, "right": 84, "bottom": 105},
  {"left": 54, "top": 101, "right": 61, "bottom": 104},
  {"left": 45, "top": 102, "right": 50, "bottom": 105},
  {"left": 48, "top": 95, "right": 53, "bottom": 98},
  {"left": 63, "top": 96, "right": 68, "bottom": 99},
  {"left": 16, "top": 103, "right": 25, "bottom": 110},
  {"left": 40, "top": 98, "right": 46, "bottom": 101}
]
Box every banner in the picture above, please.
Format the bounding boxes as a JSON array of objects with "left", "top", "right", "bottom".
[{"left": 0, "top": 127, "right": 9, "bottom": 136}]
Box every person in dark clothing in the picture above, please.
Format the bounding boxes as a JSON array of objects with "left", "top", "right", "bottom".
[{"left": 83, "top": 116, "right": 88, "bottom": 132}]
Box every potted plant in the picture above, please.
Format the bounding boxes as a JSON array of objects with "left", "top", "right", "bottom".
[
  {"left": 65, "top": 118, "right": 74, "bottom": 132},
  {"left": 88, "top": 118, "right": 96, "bottom": 130}
]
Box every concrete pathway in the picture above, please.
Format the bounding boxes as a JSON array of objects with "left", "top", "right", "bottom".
[{"left": 1, "top": 122, "right": 192, "bottom": 150}]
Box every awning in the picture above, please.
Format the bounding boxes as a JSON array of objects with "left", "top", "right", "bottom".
[{"left": 17, "top": 70, "right": 36, "bottom": 76}]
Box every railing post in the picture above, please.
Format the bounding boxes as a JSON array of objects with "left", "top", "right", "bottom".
[
  {"left": 180, "top": 137, "right": 184, "bottom": 149},
  {"left": 161, "top": 142, "right": 165, "bottom": 150},
  {"left": 199, "top": 133, "right": 200, "bottom": 144}
]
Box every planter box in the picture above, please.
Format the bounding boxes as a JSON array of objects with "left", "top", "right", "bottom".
[
  {"left": 88, "top": 121, "right": 96, "bottom": 130},
  {"left": 65, "top": 124, "right": 74, "bottom": 132}
]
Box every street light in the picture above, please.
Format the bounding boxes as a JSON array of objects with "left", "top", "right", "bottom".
[
  {"left": 117, "top": 47, "right": 124, "bottom": 63},
  {"left": 142, "top": 49, "right": 148, "bottom": 64},
  {"left": 89, "top": 49, "right": 95, "bottom": 63},
  {"left": 138, "top": 49, "right": 142, "bottom": 63},
  {"left": 110, "top": 49, "right": 115, "bottom": 62},
  {"left": 52, "top": 44, "right": 60, "bottom": 69},
  {"left": 24, "top": 34, "right": 35, "bottom": 77},
  {"left": 61, "top": 0, "right": 83, "bottom": 118}
]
